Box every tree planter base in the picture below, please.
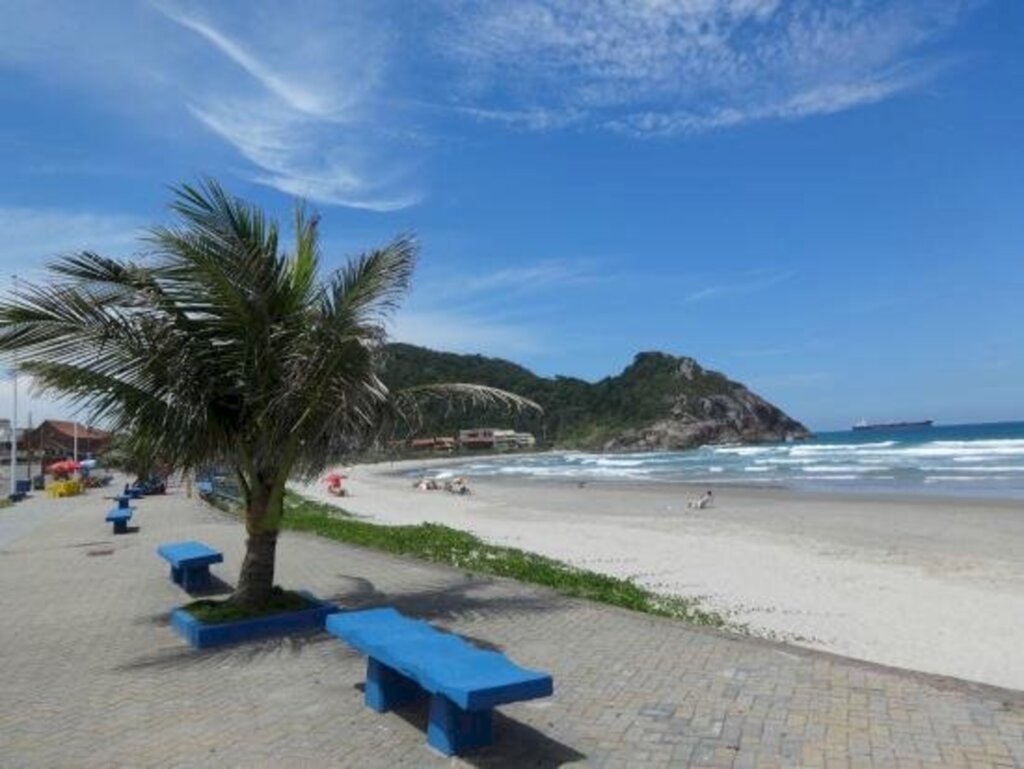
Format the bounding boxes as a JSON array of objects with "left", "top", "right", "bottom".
[{"left": 170, "top": 591, "right": 338, "bottom": 649}]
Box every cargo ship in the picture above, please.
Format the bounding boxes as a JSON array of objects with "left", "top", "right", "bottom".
[{"left": 853, "top": 419, "right": 934, "bottom": 431}]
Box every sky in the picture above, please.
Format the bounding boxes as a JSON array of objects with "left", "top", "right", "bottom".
[{"left": 0, "top": 0, "right": 1022, "bottom": 431}]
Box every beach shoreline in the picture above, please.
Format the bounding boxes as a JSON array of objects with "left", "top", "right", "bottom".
[{"left": 295, "top": 457, "right": 1024, "bottom": 691}]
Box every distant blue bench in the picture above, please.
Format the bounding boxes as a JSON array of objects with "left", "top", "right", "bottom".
[
  {"left": 127, "top": 487, "right": 144, "bottom": 500},
  {"left": 108, "top": 494, "right": 133, "bottom": 510},
  {"left": 326, "top": 608, "right": 553, "bottom": 755},
  {"left": 105, "top": 508, "right": 133, "bottom": 534},
  {"left": 156, "top": 541, "right": 223, "bottom": 591}
]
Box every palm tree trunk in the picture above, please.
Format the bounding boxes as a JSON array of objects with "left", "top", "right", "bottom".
[
  {"left": 232, "top": 528, "right": 278, "bottom": 610},
  {"left": 231, "top": 481, "right": 283, "bottom": 610}
]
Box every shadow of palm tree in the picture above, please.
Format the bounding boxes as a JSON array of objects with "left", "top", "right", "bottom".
[{"left": 324, "top": 572, "right": 571, "bottom": 649}]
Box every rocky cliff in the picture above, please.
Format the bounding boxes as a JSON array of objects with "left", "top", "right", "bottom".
[
  {"left": 598, "top": 352, "right": 810, "bottom": 450},
  {"left": 382, "top": 344, "right": 811, "bottom": 450}
]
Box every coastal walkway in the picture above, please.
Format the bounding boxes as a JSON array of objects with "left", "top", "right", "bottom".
[{"left": 1, "top": 490, "right": 1022, "bottom": 768}]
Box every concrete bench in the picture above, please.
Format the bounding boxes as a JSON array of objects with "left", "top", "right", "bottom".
[
  {"left": 156, "top": 541, "right": 223, "bottom": 591},
  {"left": 107, "top": 494, "right": 133, "bottom": 510},
  {"left": 105, "top": 508, "right": 133, "bottom": 534},
  {"left": 326, "top": 608, "right": 553, "bottom": 755}
]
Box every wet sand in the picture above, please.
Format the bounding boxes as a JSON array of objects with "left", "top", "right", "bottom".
[{"left": 295, "top": 458, "right": 1024, "bottom": 690}]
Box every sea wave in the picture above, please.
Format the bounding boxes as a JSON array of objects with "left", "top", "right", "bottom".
[{"left": 405, "top": 423, "right": 1024, "bottom": 498}]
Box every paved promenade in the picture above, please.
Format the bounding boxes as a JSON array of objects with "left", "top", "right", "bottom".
[{"left": 0, "top": 487, "right": 1022, "bottom": 768}]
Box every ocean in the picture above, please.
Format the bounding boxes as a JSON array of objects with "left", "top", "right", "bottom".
[{"left": 419, "top": 421, "right": 1024, "bottom": 500}]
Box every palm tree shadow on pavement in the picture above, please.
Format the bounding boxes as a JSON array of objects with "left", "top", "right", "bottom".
[{"left": 325, "top": 573, "right": 572, "bottom": 651}]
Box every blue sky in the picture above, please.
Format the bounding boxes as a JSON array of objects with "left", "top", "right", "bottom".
[{"left": 1, "top": 0, "right": 1022, "bottom": 430}]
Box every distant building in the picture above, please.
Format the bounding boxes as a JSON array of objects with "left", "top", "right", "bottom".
[
  {"left": 22, "top": 420, "right": 113, "bottom": 461},
  {"left": 458, "top": 428, "right": 536, "bottom": 450},
  {"left": 408, "top": 436, "right": 457, "bottom": 452}
]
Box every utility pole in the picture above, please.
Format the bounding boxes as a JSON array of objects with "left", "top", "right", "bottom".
[
  {"left": 10, "top": 274, "right": 18, "bottom": 497},
  {"left": 73, "top": 421, "right": 78, "bottom": 462},
  {"left": 27, "top": 411, "right": 32, "bottom": 485}
]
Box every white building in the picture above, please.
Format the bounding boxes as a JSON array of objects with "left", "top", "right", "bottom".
[{"left": 458, "top": 428, "right": 536, "bottom": 450}]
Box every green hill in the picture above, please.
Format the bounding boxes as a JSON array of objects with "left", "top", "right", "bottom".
[{"left": 381, "top": 343, "right": 810, "bottom": 450}]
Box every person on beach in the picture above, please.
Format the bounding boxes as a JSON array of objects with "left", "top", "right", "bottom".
[
  {"left": 446, "top": 477, "right": 471, "bottom": 495},
  {"left": 687, "top": 490, "right": 713, "bottom": 509}
]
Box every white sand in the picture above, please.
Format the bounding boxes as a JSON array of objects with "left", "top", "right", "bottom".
[{"left": 295, "top": 458, "right": 1024, "bottom": 691}]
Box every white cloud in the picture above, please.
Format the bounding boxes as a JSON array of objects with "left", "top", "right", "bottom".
[
  {"left": 388, "top": 310, "right": 545, "bottom": 358},
  {"left": 189, "top": 101, "right": 421, "bottom": 212},
  {"left": 152, "top": 3, "right": 334, "bottom": 119},
  {"left": 0, "top": 373, "right": 81, "bottom": 427},
  {"left": 419, "top": 261, "right": 603, "bottom": 300},
  {"left": 0, "top": 207, "right": 142, "bottom": 273},
  {"left": 684, "top": 270, "right": 794, "bottom": 303},
  {"left": 156, "top": 2, "right": 420, "bottom": 211},
  {"left": 438, "top": 0, "right": 976, "bottom": 134},
  {"left": 0, "top": 0, "right": 983, "bottom": 205},
  {"left": 390, "top": 259, "right": 607, "bottom": 357},
  {"left": 1, "top": 0, "right": 421, "bottom": 210}
]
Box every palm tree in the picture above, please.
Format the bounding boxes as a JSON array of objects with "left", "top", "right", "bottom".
[{"left": 0, "top": 180, "right": 535, "bottom": 610}]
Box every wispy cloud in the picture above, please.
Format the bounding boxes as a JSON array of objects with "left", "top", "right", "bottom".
[
  {"left": 390, "top": 260, "right": 605, "bottom": 358},
  {"left": 438, "top": 0, "right": 976, "bottom": 135},
  {"left": 389, "top": 310, "right": 547, "bottom": 358},
  {"left": 2, "top": 0, "right": 421, "bottom": 211},
  {"left": 154, "top": 2, "right": 420, "bottom": 211},
  {"left": 685, "top": 270, "right": 794, "bottom": 303},
  {"left": 0, "top": 374, "right": 80, "bottom": 425},
  {"left": 0, "top": 207, "right": 142, "bottom": 273},
  {"left": 420, "top": 261, "right": 604, "bottom": 300},
  {"left": 152, "top": 3, "right": 334, "bottom": 119},
  {"left": 0, "top": 0, "right": 982, "bottom": 207}
]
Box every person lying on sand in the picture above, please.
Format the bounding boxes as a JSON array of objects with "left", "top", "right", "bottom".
[
  {"left": 446, "top": 477, "right": 471, "bottom": 495},
  {"left": 687, "top": 490, "right": 713, "bottom": 509},
  {"left": 413, "top": 477, "right": 441, "bottom": 491}
]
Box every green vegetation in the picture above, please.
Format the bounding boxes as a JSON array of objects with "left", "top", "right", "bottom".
[
  {"left": 184, "top": 587, "right": 312, "bottom": 624},
  {"left": 381, "top": 343, "right": 751, "bottom": 449},
  {"left": 276, "top": 492, "right": 725, "bottom": 627}
]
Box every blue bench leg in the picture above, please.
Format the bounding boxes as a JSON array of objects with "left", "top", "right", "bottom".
[
  {"left": 181, "top": 565, "right": 211, "bottom": 592},
  {"left": 170, "top": 566, "right": 183, "bottom": 585},
  {"left": 365, "top": 658, "right": 423, "bottom": 713},
  {"left": 118, "top": 499, "right": 131, "bottom": 510},
  {"left": 427, "top": 694, "right": 493, "bottom": 756},
  {"left": 113, "top": 520, "right": 128, "bottom": 534}
]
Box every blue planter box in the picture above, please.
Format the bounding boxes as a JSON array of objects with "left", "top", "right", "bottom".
[{"left": 170, "top": 591, "right": 338, "bottom": 649}]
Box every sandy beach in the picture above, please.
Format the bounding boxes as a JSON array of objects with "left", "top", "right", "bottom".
[{"left": 296, "top": 457, "right": 1024, "bottom": 691}]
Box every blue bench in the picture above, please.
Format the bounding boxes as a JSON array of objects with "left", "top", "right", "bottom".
[
  {"left": 326, "top": 608, "right": 553, "bottom": 755},
  {"left": 156, "top": 541, "right": 223, "bottom": 591},
  {"left": 127, "top": 487, "right": 144, "bottom": 500},
  {"left": 105, "top": 508, "right": 133, "bottom": 534},
  {"left": 108, "top": 494, "right": 133, "bottom": 510}
]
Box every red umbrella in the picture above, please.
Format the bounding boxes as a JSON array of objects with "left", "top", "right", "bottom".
[
  {"left": 48, "top": 460, "right": 81, "bottom": 475},
  {"left": 324, "top": 472, "right": 346, "bottom": 484}
]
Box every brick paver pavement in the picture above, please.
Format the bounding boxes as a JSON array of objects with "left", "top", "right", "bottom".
[{"left": 1, "top": 486, "right": 1022, "bottom": 768}]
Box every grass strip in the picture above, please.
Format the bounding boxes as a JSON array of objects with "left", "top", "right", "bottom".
[
  {"left": 278, "top": 492, "right": 725, "bottom": 627},
  {"left": 184, "top": 587, "right": 312, "bottom": 624}
]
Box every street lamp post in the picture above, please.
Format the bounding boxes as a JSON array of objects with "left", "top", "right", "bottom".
[{"left": 10, "top": 274, "right": 17, "bottom": 497}]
